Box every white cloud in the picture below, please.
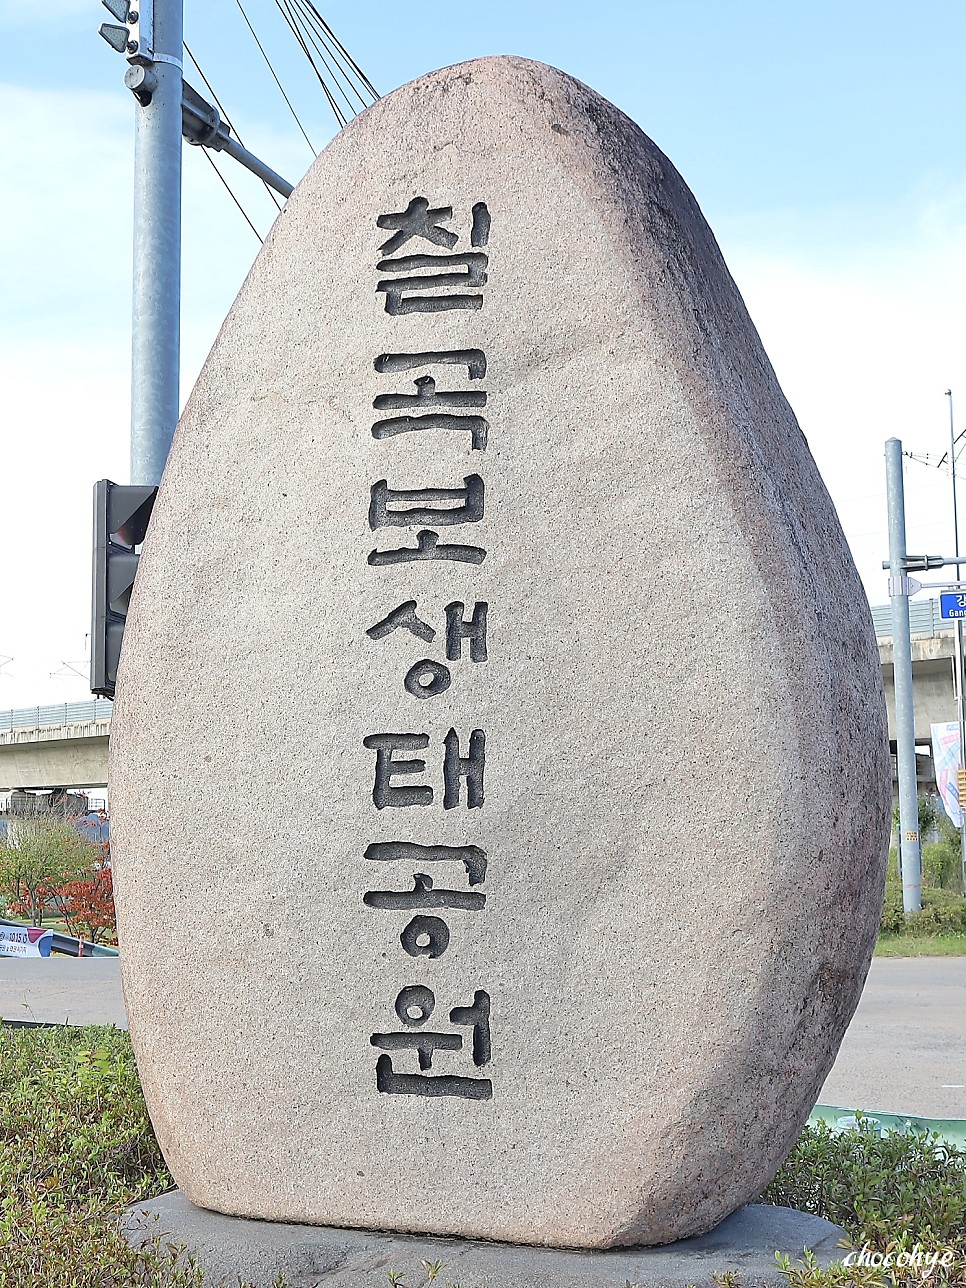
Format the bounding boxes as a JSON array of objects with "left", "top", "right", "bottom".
[
  {"left": 0, "top": 86, "right": 131, "bottom": 708},
  {"left": 0, "top": 80, "right": 312, "bottom": 710},
  {"left": 0, "top": 82, "right": 276, "bottom": 709},
  {"left": 0, "top": 85, "right": 132, "bottom": 342},
  {"left": 723, "top": 189, "right": 966, "bottom": 605}
]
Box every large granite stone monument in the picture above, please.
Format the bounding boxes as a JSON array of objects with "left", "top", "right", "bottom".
[{"left": 111, "top": 56, "right": 891, "bottom": 1251}]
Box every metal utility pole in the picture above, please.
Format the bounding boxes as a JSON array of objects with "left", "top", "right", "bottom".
[
  {"left": 948, "top": 389, "right": 966, "bottom": 891},
  {"left": 93, "top": 0, "right": 297, "bottom": 699},
  {"left": 99, "top": 1, "right": 295, "bottom": 488},
  {"left": 127, "top": 0, "right": 183, "bottom": 487},
  {"left": 885, "top": 438, "right": 923, "bottom": 914}
]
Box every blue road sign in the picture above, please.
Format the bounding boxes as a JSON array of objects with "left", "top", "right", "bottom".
[{"left": 940, "top": 592, "right": 966, "bottom": 619}]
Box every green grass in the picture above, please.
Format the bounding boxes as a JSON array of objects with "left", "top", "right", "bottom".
[
  {"left": 0, "top": 1024, "right": 268, "bottom": 1287},
  {"left": 1, "top": 1027, "right": 964, "bottom": 1287},
  {"left": 879, "top": 842, "right": 966, "bottom": 953},
  {"left": 876, "top": 931, "right": 966, "bottom": 956}
]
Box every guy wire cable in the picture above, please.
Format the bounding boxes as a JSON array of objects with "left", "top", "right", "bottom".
[
  {"left": 287, "top": 0, "right": 359, "bottom": 121},
  {"left": 198, "top": 146, "right": 264, "bottom": 243},
  {"left": 273, "top": 0, "right": 348, "bottom": 127},
  {"left": 297, "top": 0, "right": 379, "bottom": 102},
  {"left": 288, "top": 0, "right": 375, "bottom": 113},
  {"left": 184, "top": 40, "right": 283, "bottom": 212},
  {"left": 233, "top": 0, "right": 318, "bottom": 155}
]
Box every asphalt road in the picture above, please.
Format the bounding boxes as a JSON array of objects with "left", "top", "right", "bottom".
[
  {"left": 819, "top": 956, "right": 966, "bottom": 1120},
  {"left": 1, "top": 955, "right": 963, "bottom": 1120},
  {"left": 1, "top": 956, "right": 126, "bottom": 1028}
]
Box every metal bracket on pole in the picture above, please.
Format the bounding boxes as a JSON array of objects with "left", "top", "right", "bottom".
[
  {"left": 98, "top": 0, "right": 155, "bottom": 61},
  {"left": 179, "top": 82, "right": 295, "bottom": 198},
  {"left": 129, "top": 0, "right": 153, "bottom": 58},
  {"left": 882, "top": 555, "right": 966, "bottom": 570}
]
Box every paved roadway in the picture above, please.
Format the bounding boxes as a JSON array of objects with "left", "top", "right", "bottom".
[
  {"left": 1, "top": 956, "right": 963, "bottom": 1120},
  {"left": 818, "top": 957, "right": 965, "bottom": 1120},
  {"left": 0, "top": 956, "right": 126, "bottom": 1028}
]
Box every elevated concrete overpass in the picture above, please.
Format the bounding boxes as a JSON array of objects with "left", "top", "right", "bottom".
[
  {"left": 0, "top": 700, "right": 111, "bottom": 797},
  {"left": 873, "top": 598, "right": 960, "bottom": 790}
]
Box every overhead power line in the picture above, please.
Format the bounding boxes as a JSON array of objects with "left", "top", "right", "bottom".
[
  {"left": 233, "top": 0, "right": 317, "bottom": 155},
  {"left": 272, "top": 0, "right": 379, "bottom": 129},
  {"left": 184, "top": 40, "right": 283, "bottom": 213},
  {"left": 298, "top": 0, "right": 379, "bottom": 102},
  {"left": 179, "top": 5, "right": 379, "bottom": 241},
  {"left": 275, "top": 0, "right": 348, "bottom": 127},
  {"left": 290, "top": 0, "right": 368, "bottom": 117},
  {"left": 198, "top": 146, "right": 264, "bottom": 243}
]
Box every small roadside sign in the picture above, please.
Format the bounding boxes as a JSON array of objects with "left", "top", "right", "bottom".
[
  {"left": 958, "top": 768, "right": 966, "bottom": 800},
  {"left": 0, "top": 926, "right": 52, "bottom": 958},
  {"left": 940, "top": 592, "right": 966, "bottom": 619}
]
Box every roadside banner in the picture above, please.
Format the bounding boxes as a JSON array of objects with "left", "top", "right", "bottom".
[
  {"left": 930, "top": 721, "right": 963, "bottom": 829},
  {"left": 0, "top": 925, "right": 53, "bottom": 957}
]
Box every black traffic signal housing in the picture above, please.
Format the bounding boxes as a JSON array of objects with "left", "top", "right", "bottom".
[{"left": 91, "top": 480, "right": 158, "bottom": 698}]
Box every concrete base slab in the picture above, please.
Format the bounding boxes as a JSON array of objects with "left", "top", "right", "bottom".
[{"left": 125, "top": 1192, "right": 848, "bottom": 1288}]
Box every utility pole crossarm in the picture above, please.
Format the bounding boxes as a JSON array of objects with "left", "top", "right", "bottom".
[{"left": 179, "top": 82, "right": 295, "bottom": 199}]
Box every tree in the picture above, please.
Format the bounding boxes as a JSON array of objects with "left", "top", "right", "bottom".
[
  {"left": 55, "top": 867, "right": 116, "bottom": 945},
  {"left": 0, "top": 816, "right": 100, "bottom": 926}
]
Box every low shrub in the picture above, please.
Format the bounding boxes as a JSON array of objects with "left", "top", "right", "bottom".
[
  {"left": 880, "top": 884, "right": 906, "bottom": 936},
  {"left": 762, "top": 1118, "right": 966, "bottom": 1285},
  {"left": 923, "top": 840, "right": 965, "bottom": 894},
  {"left": 760, "top": 1117, "right": 966, "bottom": 1243},
  {"left": 0, "top": 1025, "right": 278, "bottom": 1287},
  {"left": 880, "top": 846, "right": 966, "bottom": 937},
  {"left": 2, "top": 1029, "right": 964, "bottom": 1286},
  {"left": 909, "top": 887, "right": 966, "bottom": 935}
]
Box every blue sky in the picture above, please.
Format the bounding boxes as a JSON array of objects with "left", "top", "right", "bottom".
[{"left": 2, "top": 0, "right": 966, "bottom": 705}]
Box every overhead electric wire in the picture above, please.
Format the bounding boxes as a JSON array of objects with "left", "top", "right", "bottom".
[
  {"left": 301, "top": 0, "right": 379, "bottom": 111},
  {"left": 198, "top": 146, "right": 264, "bottom": 243},
  {"left": 288, "top": 0, "right": 360, "bottom": 121},
  {"left": 275, "top": 0, "right": 348, "bottom": 127},
  {"left": 184, "top": 40, "right": 283, "bottom": 212},
  {"left": 272, "top": 0, "right": 379, "bottom": 128},
  {"left": 298, "top": 0, "right": 379, "bottom": 102},
  {"left": 289, "top": 0, "right": 374, "bottom": 115},
  {"left": 178, "top": 0, "right": 380, "bottom": 243},
  {"left": 233, "top": 0, "right": 318, "bottom": 155}
]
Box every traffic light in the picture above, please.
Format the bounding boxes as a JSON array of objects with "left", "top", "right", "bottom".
[{"left": 91, "top": 480, "right": 158, "bottom": 699}]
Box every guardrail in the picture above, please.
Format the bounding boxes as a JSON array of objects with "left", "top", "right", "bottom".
[
  {"left": 0, "top": 918, "right": 118, "bottom": 957},
  {"left": 0, "top": 700, "right": 114, "bottom": 732},
  {"left": 870, "top": 598, "right": 954, "bottom": 638}
]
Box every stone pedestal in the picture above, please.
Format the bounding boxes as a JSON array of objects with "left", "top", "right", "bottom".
[{"left": 127, "top": 1193, "right": 847, "bottom": 1288}]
